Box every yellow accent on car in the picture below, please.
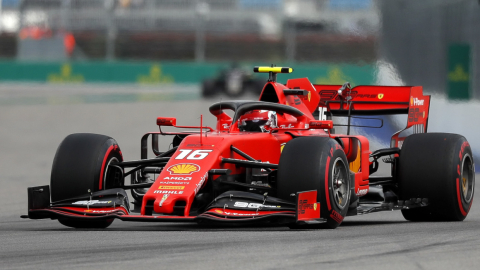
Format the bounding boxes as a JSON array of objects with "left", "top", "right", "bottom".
[
  {"left": 158, "top": 186, "right": 185, "bottom": 190},
  {"left": 253, "top": 67, "right": 293, "bottom": 73},
  {"left": 167, "top": 163, "right": 200, "bottom": 175}
]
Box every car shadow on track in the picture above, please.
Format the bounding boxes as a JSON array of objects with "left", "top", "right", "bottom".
[
  {"left": 9, "top": 214, "right": 408, "bottom": 232},
  {"left": 30, "top": 223, "right": 292, "bottom": 232},
  {"left": 15, "top": 219, "right": 409, "bottom": 232},
  {"left": 340, "top": 220, "right": 407, "bottom": 227}
]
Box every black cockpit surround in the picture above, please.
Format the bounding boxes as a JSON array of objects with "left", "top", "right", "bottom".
[{"left": 209, "top": 101, "right": 304, "bottom": 124}]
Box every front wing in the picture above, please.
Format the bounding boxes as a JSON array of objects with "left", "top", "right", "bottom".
[{"left": 25, "top": 186, "right": 325, "bottom": 225}]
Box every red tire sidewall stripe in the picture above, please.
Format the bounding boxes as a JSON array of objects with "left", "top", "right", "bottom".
[
  {"left": 456, "top": 177, "right": 468, "bottom": 216},
  {"left": 325, "top": 156, "right": 331, "bottom": 211},
  {"left": 99, "top": 145, "right": 115, "bottom": 190}
]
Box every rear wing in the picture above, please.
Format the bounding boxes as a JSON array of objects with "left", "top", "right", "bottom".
[{"left": 312, "top": 84, "right": 431, "bottom": 148}]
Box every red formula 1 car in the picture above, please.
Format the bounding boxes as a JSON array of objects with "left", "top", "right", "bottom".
[{"left": 25, "top": 67, "right": 475, "bottom": 229}]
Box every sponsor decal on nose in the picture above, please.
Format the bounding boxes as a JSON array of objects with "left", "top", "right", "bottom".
[
  {"left": 167, "top": 163, "right": 200, "bottom": 175},
  {"left": 158, "top": 186, "right": 185, "bottom": 190}
]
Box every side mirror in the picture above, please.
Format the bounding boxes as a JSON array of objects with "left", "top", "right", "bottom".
[
  {"left": 157, "top": 117, "right": 177, "bottom": 126},
  {"left": 309, "top": 120, "right": 333, "bottom": 130}
]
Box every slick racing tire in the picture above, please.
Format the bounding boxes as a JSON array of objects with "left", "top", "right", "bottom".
[
  {"left": 399, "top": 133, "right": 475, "bottom": 221},
  {"left": 277, "top": 137, "right": 351, "bottom": 229},
  {"left": 51, "top": 133, "right": 123, "bottom": 228}
]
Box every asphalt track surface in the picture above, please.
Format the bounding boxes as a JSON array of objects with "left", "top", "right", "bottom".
[{"left": 0, "top": 85, "right": 479, "bottom": 270}]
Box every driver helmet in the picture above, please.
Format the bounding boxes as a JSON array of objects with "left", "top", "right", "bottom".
[{"left": 238, "top": 110, "right": 275, "bottom": 132}]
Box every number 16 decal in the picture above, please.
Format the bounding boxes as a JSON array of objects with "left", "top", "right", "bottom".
[{"left": 175, "top": 149, "right": 213, "bottom": 160}]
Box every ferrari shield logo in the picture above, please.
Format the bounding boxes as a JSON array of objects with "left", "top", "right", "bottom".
[
  {"left": 308, "top": 91, "right": 311, "bottom": 102},
  {"left": 313, "top": 203, "right": 317, "bottom": 210},
  {"left": 159, "top": 194, "right": 169, "bottom": 207},
  {"left": 378, "top": 93, "right": 384, "bottom": 100}
]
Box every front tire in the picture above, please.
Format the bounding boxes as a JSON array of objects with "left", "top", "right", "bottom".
[
  {"left": 277, "top": 137, "right": 351, "bottom": 229},
  {"left": 399, "top": 133, "right": 475, "bottom": 221},
  {"left": 50, "top": 133, "right": 123, "bottom": 228}
]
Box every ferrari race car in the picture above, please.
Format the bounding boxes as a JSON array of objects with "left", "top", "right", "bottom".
[{"left": 25, "top": 66, "right": 475, "bottom": 229}]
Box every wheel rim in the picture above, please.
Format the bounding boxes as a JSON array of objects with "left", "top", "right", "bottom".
[
  {"left": 331, "top": 157, "right": 349, "bottom": 209},
  {"left": 461, "top": 154, "right": 474, "bottom": 203},
  {"left": 104, "top": 157, "right": 121, "bottom": 190}
]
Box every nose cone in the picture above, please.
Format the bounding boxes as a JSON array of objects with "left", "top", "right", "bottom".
[
  {"left": 153, "top": 193, "right": 176, "bottom": 213},
  {"left": 141, "top": 135, "right": 225, "bottom": 216}
]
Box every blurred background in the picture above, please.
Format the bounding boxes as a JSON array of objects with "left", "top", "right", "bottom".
[
  {"left": 1, "top": 0, "right": 478, "bottom": 95},
  {"left": 0, "top": 0, "right": 479, "bottom": 175}
]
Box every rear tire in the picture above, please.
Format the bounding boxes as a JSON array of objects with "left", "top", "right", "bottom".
[
  {"left": 399, "top": 133, "right": 475, "bottom": 221},
  {"left": 277, "top": 137, "right": 351, "bottom": 229},
  {"left": 50, "top": 133, "right": 123, "bottom": 228}
]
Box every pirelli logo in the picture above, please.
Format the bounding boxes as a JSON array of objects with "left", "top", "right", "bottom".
[{"left": 158, "top": 186, "right": 185, "bottom": 190}]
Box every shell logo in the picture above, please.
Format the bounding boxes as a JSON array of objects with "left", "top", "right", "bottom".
[{"left": 167, "top": 163, "right": 200, "bottom": 175}]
